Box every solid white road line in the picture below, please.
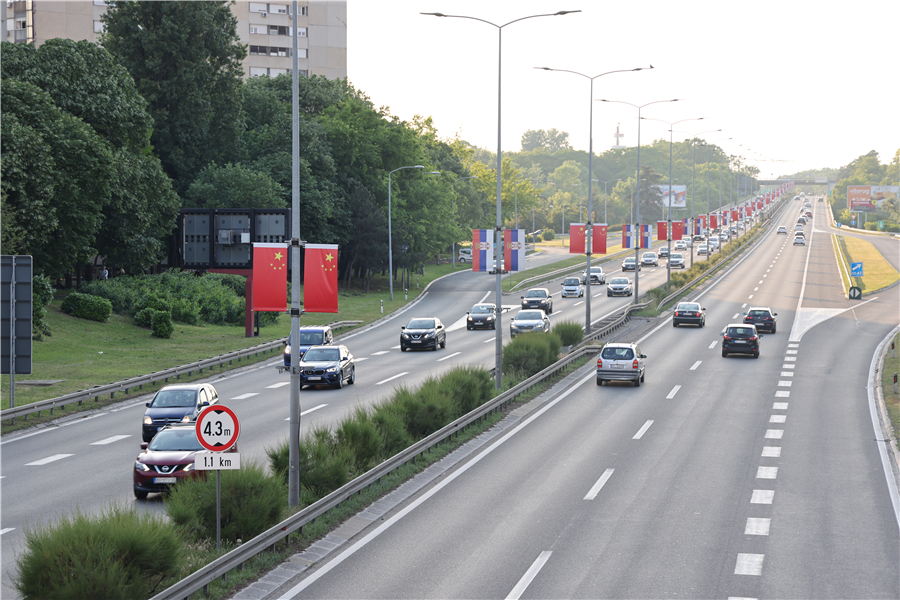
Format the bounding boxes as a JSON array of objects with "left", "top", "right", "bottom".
[
  {"left": 690, "top": 361, "right": 702, "bottom": 371},
  {"left": 266, "top": 381, "right": 291, "bottom": 388},
  {"left": 761, "top": 446, "right": 781, "bottom": 457},
  {"left": 376, "top": 372, "right": 408, "bottom": 385},
  {"left": 666, "top": 385, "right": 681, "bottom": 399},
  {"left": 584, "top": 469, "right": 614, "bottom": 500},
  {"left": 735, "top": 553, "right": 764, "bottom": 576},
  {"left": 90, "top": 435, "right": 131, "bottom": 445},
  {"left": 506, "top": 551, "right": 553, "bottom": 600},
  {"left": 745, "top": 518, "right": 771, "bottom": 535},
  {"left": 437, "top": 352, "right": 461, "bottom": 362},
  {"left": 633, "top": 420, "right": 654, "bottom": 440},
  {"left": 231, "top": 393, "right": 259, "bottom": 400},
  {"left": 26, "top": 454, "right": 73, "bottom": 466},
  {"left": 751, "top": 489, "right": 774, "bottom": 504}
]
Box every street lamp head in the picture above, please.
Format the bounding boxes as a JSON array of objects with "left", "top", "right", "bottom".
[
  {"left": 421, "top": 12, "right": 446, "bottom": 17},
  {"left": 554, "top": 10, "right": 582, "bottom": 15}
]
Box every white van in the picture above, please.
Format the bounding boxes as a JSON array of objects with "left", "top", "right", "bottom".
[{"left": 457, "top": 248, "right": 473, "bottom": 263}]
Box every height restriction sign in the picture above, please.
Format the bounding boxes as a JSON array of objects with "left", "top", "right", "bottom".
[{"left": 196, "top": 405, "right": 240, "bottom": 452}]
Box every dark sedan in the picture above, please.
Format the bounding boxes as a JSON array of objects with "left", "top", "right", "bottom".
[
  {"left": 296, "top": 345, "right": 355, "bottom": 389},
  {"left": 466, "top": 303, "right": 496, "bottom": 330},
  {"left": 400, "top": 317, "right": 446, "bottom": 351},
  {"left": 673, "top": 302, "right": 706, "bottom": 327},
  {"left": 743, "top": 306, "right": 778, "bottom": 333},
  {"left": 141, "top": 383, "right": 218, "bottom": 443},
  {"left": 721, "top": 324, "right": 761, "bottom": 358}
]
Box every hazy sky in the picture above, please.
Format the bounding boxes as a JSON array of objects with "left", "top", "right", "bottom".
[{"left": 346, "top": 0, "right": 899, "bottom": 179}]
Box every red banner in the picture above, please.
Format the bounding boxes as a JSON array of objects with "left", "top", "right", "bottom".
[
  {"left": 672, "top": 221, "right": 684, "bottom": 241},
  {"left": 657, "top": 221, "right": 668, "bottom": 241},
  {"left": 710, "top": 214, "right": 718, "bottom": 229},
  {"left": 252, "top": 244, "right": 288, "bottom": 312},
  {"left": 731, "top": 209, "right": 739, "bottom": 222},
  {"left": 569, "top": 223, "right": 586, "bottom": 254},
  {"left": 304, "top": 244, "right": 339, "bottom": 313},
  {"left": 592, "top": 224, "right": 607, "bottom": 254}
]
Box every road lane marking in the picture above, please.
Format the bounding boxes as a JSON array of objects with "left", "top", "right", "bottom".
[
  {"left": 762, "top": 446, "right": 781, "bottom": 457},
  {"left": 708, "top": 341, "right": 717, "bottom": 349},
  {"left": 376, "top": 372, "right": 408, "bottom": 385},
  {"left": 758, "top": 280, "right": 763, "bottom": 284},
  {"left": 784, "top": 356, "right": 796, "bottom": 362},
  {"left": 506, "top": 551, "right": 552, "bottom": 600},
  {"left": 788, "top": 343, "right": 799, "bottom": 348},
  {"left": 0, "top": 528, "right": 15, "bottom": 535},
  {"left": 757, "top": 466, "right": 778, "bottom": 479},
  {"left": 437, "top": 352, "right": 461, "bottom": 362},
  {"left": 483, "top": 337, "right": 496, "bottom": 344},
  {"left": 786, "top": 350, "right": 797, "bottom": 355},
  {"left": 26, "top": 454, "right": 73, "bottom": 466},
  {"left": 633, "top": 420, "right": 654, "bottom": 439},
  {"left": 391, "top": 345, "right": 401, "bottom": 349},
  {"left": 773, "top": 402, "right": 788, "bottom": 410},
  {"left": 371, "top": 351, "right": 390, "bottom": 356},
  {"left": 751, "top": 490, "right": 774, "bottom": 504},
  {"left": 775, "top": 391, "right": 790, "bottom": 397},
  {"left": 231, "top": 393, "right": 259, "bottom": 400},
  {"left": 754, "top": 287, "right": 759, "bottom": 291},
  {"left": 574, "top": 300, "right": 585, "bottom": 306},
  {"left": 769, "top": 415, "right": 786, "bottom": 423},
  {"left": 666, "top": 385, "right": 681, "bottom": 399},
  {"left": 748, "top": 295, "right": 754, "bottom": 299},
  {"left": 584, "top": 468, "right": 614, "bottom": 500},
  {"left": 780, "top": 372, "right": 794, "bottom": 377},
  {"left": 735, "top": 553, "right": 764, "bottom": 575},
  {"left": 778, "top": 381, "right": 792, "bottom": 387},
  {"left": 782, "top": 364, "right": 795, "bottom": 369},
  {"left": 266, "top": 382, "right": 291, "bottom": 388},
  {"left": 733, "top": 313, "right": 740, "bottom": 319},
  {"left": 745, "top": 518, "right": 771, "bottom": 535},
  {"left": 90, "top": 435, "right": 131, "bottom": 445},
  {"left": 690, "top": 361, "right": 702, "bottom": 370},
  {"left": 765, "top": 429, "right": 784, "bottom": 439},
  {"left": 285, "top": 404, "right": 328, "bottom": 420},
  {"left": 742, "top": 303, "right": 747, "bottom": 308}
]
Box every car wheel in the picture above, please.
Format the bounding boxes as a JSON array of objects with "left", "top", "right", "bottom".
[
  {"left": 348, "top": 367, "right": 355, "bottom": 385},
  {"left": 771, "top": 325, "right": 776, "bottom": 333},
  {"left": 628, "top": 291, "right": 633, "bottom": 296},
  {"left": 401, "top": 346, "right": 407, "bottom": 352},
  {"left": 701, "top": 319, "right": 705, "bottom": 328},
  {"left": 134, "top": 488, "right": 148, "bottom": 500},
  {"left": 607, "top": 292, "right": 612, "bottom": 297},
  {"left": 491, "top": 323, "right": 496, "bottom": 330},
  {"left": 753, "top": 352, "right": 760, "bottom": 359},
  {"left": 673, "top": 321, "right": 678, "bottom": 327},
  {"left": 634, "top": 377, "right": 641, "bottom": 387},
  {"left": 721, "top": 349, "right": 728, "bottom": 357},
  {"left": 466, "top": 324, "right": 471, "bottom": 330},
  {"left": 596, "top": 378, "right": 603, "bottom": 386},
  {"left": 335, "top": 374, "right": 344, "bottom": 389},
  {"left": 441, "top": 336, "right": 446, "bottom": 349},
  {"left": 641, "top": 371, "right": 645, "bottom": 382}
]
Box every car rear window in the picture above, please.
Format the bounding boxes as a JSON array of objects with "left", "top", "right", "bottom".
[
  {"left": 678, "top": 303, "right": 699, "bottom": 311},
  {"left": 748, "top": 310, "right": 768, "bottom": 317},
  {"left": 601, "top": 347, "right": 634, "bottom": 360},
  {"left": 728, "top": 327, "right": 755, "bottom": 336}
]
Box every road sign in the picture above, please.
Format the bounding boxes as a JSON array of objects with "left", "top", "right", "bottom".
[
  {"left": 196, "top": 405, "right": 240, "bottom": 452},
  {"left": 850, "top": 262, "right": 863, "bottom": 277},
  {"left": 879, "top": 220, "right": 884, "bottom": 229},
  {"left": 836, "top": 222, "right": 842, "bottom": 228},
  {"left": 849, "top": 286, "right": 862, "bottom": 300},
  {"left": 194, "top": 451, "right": 241, "bottom": 471}
]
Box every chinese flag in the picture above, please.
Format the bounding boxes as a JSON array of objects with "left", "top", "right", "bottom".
[
  {"left": 731, "top": 209, "right": 739, "bottom": 222},
  {"left": 672, "top": 221, "right": 684, "bottom": 241},
  {"left": 657, "top": 221, "right": 668, "bottom": 241},
  {"left": 252, "top": 243, "right": 288, "bottom": 312},
  {"left": 592, "top": 224, "right": 607, "bottom": 254},
  {"left": 570, "top": 224, "right": 586, "bottom": 254},
  {"left": 710, "top": 213, "right": 718, "bottom": 229},
  {"left": 304, "top": 244, "right": 339, "bottom": 313}
]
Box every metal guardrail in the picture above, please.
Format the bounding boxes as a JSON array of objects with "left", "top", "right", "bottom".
[{"left": 0, "top": 320, "right": 363, "bottom": 422}]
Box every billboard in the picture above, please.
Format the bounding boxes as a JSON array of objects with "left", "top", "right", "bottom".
[
  {"left": 848, "top": 185, "right": 899, "bottom": 213},
  {"left": 653, "top": 185, "right": 687, "bottom": 208}
]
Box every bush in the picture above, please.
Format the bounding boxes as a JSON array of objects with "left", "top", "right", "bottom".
[
  {"left": 553, "top": 320, "right": 584, "bottom": 346},
  {"left": 60, "top": 291, "right": 113, "bottom": 322},
  {"left": 371, "top": 403, "right": 413, "bottom": 457},
  {"left": 32, "top": 273, "right": 54, "bottom": 340},
  {"left": 170, "top": 297, "right": 201, "bottom": 326},
  {"left": 542, "top": 229, "right": 556, "bottom": 241},
  {"left": 503, "top": 332, "right": 562, "bottom": 378},
  {"left": 134, "top": 294, "right": 171, "bottom": 326},
  {"left": 14, "top": 505, "right": 181, "bottom": 599},
  {"left": 335, "top": 406, "right": 382, "bottom": 472},
  {"left": 166, "top": 461, "right": 285, "bottom": 544},
  {"left": 150, "top": 309, "right": 175, "bottom": 338}
]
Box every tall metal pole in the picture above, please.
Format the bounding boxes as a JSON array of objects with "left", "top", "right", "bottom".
[
  {"left": 388, "top": 165, "right": 424, "bottom": 302},
  {"left": 288, "top": 0, "right": 301, "bottom": 506},
  {"left": 691, "top": 141, "right": 696, "bottom": 269}
]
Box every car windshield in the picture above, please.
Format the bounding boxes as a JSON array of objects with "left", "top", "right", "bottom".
[
  {"left": 623, "top": 258, "right": 635, "bottom": 264},
  {"left": 590, "top": 268, "right": 603, "bottom": 273},
  {"left": 525, "top": 290, "right": 547, "bottom": 298},
  {"left": 670, "top": 253, "right": 683, "bottom": 260},
  {"left": 151, "top": 390, "right": 195, "bottom": 408},
  {"left": 728, "top": 327, "right": 755, "bottom": 336},
  {"left": 148, "top": 428, "right": 204, "bottom": 452},
  {"left": 304, "top": 348, "right": 340, "bottom": 362},
  {"left": 298, "top": 331, "right": 325, "bottom": 345},
  {"left": 471, "top": 305, "right": 493, "bottom": 314},
  {"left": 563, "top": 278, "right": 580, "bottom": 286},
  {"left": 601, "top": 347, "right": 634, "bottom": 360},
  {"left": 643, "top": 253, "right": 654, "bottom": 258},
  {"left": 407, "top": 319, "right": 435, "bottom": 329},
  {"left": 678, "top": 303, "right": 700, "bottom": 311},
  {"left": 610, "top": 278, "right": 629, "bottom": 285},
  {"left": 516, "top": 311, "right": 543, "bottom": 321}
]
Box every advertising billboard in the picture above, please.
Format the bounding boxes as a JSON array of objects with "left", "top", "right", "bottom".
[
  {"left": 653, "top": 185, "right": 687, "bottom": 208},
  {"left": 848, "top": 185, "right": 899, "bottom": 213}
]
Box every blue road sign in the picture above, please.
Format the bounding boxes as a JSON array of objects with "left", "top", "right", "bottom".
[{"left": 850, "top": 262, "right": 863, "bottom": 277}]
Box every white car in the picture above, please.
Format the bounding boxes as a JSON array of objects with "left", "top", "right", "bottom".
[
  {"left": 510, "top": 310, "right": 550, "bottom": 337},
  {"left": 793, "top": 235, "right": 806, "bottom": 245},
  {"left": 777, "top": 226, "right": 788, "bottom": 234},
  {"left": 641, "top": 252, "right": 659, "bottom": 267},
  {"left": 581, "top": 266, "right": 607, "bottom": 285},
  {"left": 708, "top": 237, "right": 719, "bottom": 249},
  {"left": 696, "top": 244, "right": 709, "bottom": 255},
  {"left": 674, "top": 240, "right": 687, "bottom": 251},
  {"left": 561, "top": 277, "right": 584, "bottom": 298},
  {"left": 669, "top": 253, "right": 685, "bottom": 268},
  {"left": 457, "top": 248, "right": 472, "bottom": 263}
]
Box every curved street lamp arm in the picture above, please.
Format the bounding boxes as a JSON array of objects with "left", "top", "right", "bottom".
[{"left": 422, "top": 10, "right": 580, "bottom": 29}]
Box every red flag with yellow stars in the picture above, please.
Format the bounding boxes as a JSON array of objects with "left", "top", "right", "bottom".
[
  {"left": 252, "top": 243, "right": 288, "bottom": 312},
  {"left": 304, "top": 244, "right": 339, "bottom": 313},
  {"left": 569, "top": 223, "right": 586, "bottom": 254}
]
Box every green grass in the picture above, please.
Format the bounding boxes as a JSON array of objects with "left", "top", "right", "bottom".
[
  {"left": 835, "top": 235, "right": 900, "bottom": 294},
  {"left": 882, "top": 332, "right": 900, "bottom": 440}
]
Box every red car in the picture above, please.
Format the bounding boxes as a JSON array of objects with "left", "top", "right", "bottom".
[{"left": 133, "top": 423, "right": 237, "bottom": 499}]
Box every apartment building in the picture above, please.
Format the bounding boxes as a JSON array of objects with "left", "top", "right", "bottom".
[{"left": 1, "top": 0, "right": 347, "bottom": 80}]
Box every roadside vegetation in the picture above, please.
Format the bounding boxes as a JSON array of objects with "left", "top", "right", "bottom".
[
  {"left": 884, "top": 331, "right": 900, "bottom": 439},
  {"left": 834, "top": 234, "right": 900, "bottom": 294}
]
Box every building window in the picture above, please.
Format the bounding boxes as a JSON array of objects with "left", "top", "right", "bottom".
[
  {"left": 249, "top": 67, "right": 267, "bottom": 77},
  {"left": 93, "top": 0, "right": 108, "bottom": 5},
  {"left": 249, "top": 25, "right": 264, "bottom": 35},
  {"left": 272, "top": 4, "right": 288, "bottom": 14},
  {"left": 249, "top": 3, "right": 267, "bottom": 13},
  {"left": 297, "top": 48, "right": 307, "bottom": 59},
  {"left": 299, "top": 70, "right": 308, "bottom": 77},
  {"left": 249, "top": 45, "right": 265, "bottom": 55},
  {"left": 296, "top": 6, "right": 308, "bottom": 16},
  {"left": 270, "top": 68, "right": 288, "bottom": 77},
  {"left": 297, "top": 28, "right": 307, "bottom": 37},
  {"left": 268, "top": 25, "right": 291, "bottom": 36},
  {"left": 93, "top": 20, "right": 105, "bottom": 33}
]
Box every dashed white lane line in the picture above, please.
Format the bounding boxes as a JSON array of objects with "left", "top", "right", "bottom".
[
  {"left": 391, "top": 345, "right": 401, "bottom": 349},
  {"left": 90, "top": 435, "right": 131, "bottom": 445},
  {"left": 745, "top": 518, "right": 771, "bottom": 535},
  {"left": 666, "top": 385, "right": 681, "bottom": 399},
  {"left": 778, "top": 381, "right": 792, "bottom": 387},
  {"left": 741, "top": 303, "right": 747, "bottom": 308},
  {"left": 735, "top": 553, "right": 764, "bottom": 575},
  {"left": 757, "top": 466, "right": 778, "bottom": 479},
  {"left": 266, "top": 381, "right": 291, "bottom": 388},
  {"left": 483, "top": 337, "right": 496, "bottom": 344},
  {"left": 371, "top": 351, "right": 390, "bottom": 356},
  {"left": 26, "top": 454, "right": 73, "bottom": 466},
  {"left": 748, "top": 295, "right": 754, "bottom": 300},
  {"left": 788, "top": 343, "right": 799, "bottom": 348},
  {"left": 507, "top": 551, "right": 552, "bottom": 600},
  {"left": 376, "top": 372, "right": 408, "bottom": 385},
  {"left": 0, "top": 528, "right": 15, "bottom": 536},
  {"left": 574, "top": 301, "right": 585, "bottom": 306},
  {"left": 354, "top": 357, "right": 369, "bottom": 362},
  {"left": 708, "top": 341, "right": 717, "bottom": 349},
  {"left": 284, "top": 404, "right": 328, "bottom": 420},
  {"left": 758, "top": 280, "right": 764, "bottom": 284},
  {"left": 765, "top": 429, "right": 784, "bottom": 439},
  {"left": 584, "top": 468, "right": 615, "bottom": 500},
  {"left": 780, "top": 371, "right": 794, "bottom": 377},
  {"left": 437, "top": 352, "right": 462, "bottom": 362},
  {"left": 769, "top": 415, "right": 786, "bottom": 424},
  {"left": 751, "top": 489, "right": 775, "bottom": 504},
  {"left": 232, "top": 393, "right": 259, "bottom": 400},
  {"left": 732, "top": 313, "right": 740, "bottom": 319},
  {"left": 753, "top": 287, "right": 759, "bottom": 292},
  {"left": 775, "top": 391, "right": 790, "bottom": 397},
  {"left": 782, "top": 364, "right": 795, "bottom": 369},
  {"left": 690, "top": 361, "right": 702, "bottom": 371},
  {"left": 773, "top": 402, "right": 788, "bottom": 410},
  {"left": 762, "top": 446, "right": 781, "bottom": 457},
  {"left": 784, "top": 356, "right": 796, "bottom": 362},
  {"left": 633, "top": 420, "right": 654, "bottom": 440},
  {"left": 786, "top": 350, "right": 798, "bottom": 355}
]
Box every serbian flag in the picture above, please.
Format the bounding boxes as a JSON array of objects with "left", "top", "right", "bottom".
[
  {"left": 672, "top": 221, "right": 684, "bottom": 241},
  {"left": 504, "top": 229, "right": 526, "bottom": 271},
  {"left": 252, "top": 243, "right": 288, "bottom": 312},
  {"left": 657, "top": 221, "right": 668, "bottom": 241},
  {"left": 710, "top": 213, "right": 718, "bottom": 229},
  {"left": 640, "top": 225, "right": 652, "bottom": 249},
  {"left": 303, "top": 244, "right": 339, "bottom": 313},
  {"left": 569, "top": 223, "right": 586, "bottom": 254},
  {"left": 622, "top": 224, "right": 634, "bottom": 248},
  {"left": 732, "top": 209, "right": 739, "bottom": 222},
  {"left": 722, "top": 212, "right": 729, "bottom": 226},
  {"left": 592, "top": 224, "right": 608, "bottom": 254},
  {"left": 472, "top": 229, "right": 492, "bottom": 272}
]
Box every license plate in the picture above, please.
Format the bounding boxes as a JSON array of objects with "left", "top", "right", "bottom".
[
  {"left": 735, "top": 340, "right": 746, "bottom": 344},
  {"left": 155, "top": 477, "right": 176, "bottom": 484},
  {"left": 308, "top": 376, "right": 321, "bottom": 381},
  {"left": 611, "top": 364, "right": 624, "bottom": 369},
  {"left": 411, "top": 340, "right": 421, "bottom": 343}
]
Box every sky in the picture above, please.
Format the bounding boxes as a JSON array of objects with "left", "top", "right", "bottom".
[{"left": 346, "top": 0, "right": 899, "bottom": 180}]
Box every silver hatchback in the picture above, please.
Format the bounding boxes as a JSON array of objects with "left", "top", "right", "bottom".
[{"left": 596, "top": 342, "right": 646, "bottom": 387}]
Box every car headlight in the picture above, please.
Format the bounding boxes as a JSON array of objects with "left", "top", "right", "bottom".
[
  {"left": 181, "top": 414, "right": 192, "bottom": 423},
  {"left": 143, "top": 416, "right": 153, "bottom": 425},
  {"left": 284, "top": 345, "right": 291, "bottom": 355},
  {"left": 467, "top": 317, "right": 473, "bottom": 322},
  {"left": 183, "top": 462, "right": 195, "bottom": 473},
  {"left": 486, "top": 316, "right": 493, "bottom": 321},
  {"left": 402, "top": 333, "right": 410, "bottom": 339},
  {"left": 326, "top": 366, "right": 338, "bottom": 373},
  {"left": 424, "top": 332, "right": 434, "bottom": 339},
  {"left": 135, "top": 461, "right": 151, "bottom": 472}
]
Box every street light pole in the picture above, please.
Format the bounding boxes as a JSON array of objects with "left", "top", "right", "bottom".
[
  {"left": 596, "top": 178, "right": 622, "bottom": 224},
  {"left": 423, "top": 9, "right": 580, "bottom": 389},
  {"left": 388, "top": 165, "right": 424, "bottom": 301}
]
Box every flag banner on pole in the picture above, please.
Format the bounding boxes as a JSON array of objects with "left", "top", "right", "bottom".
[
  {"left": 252, "top": 243, "right": 288, "bottom": 312},
  {"left": 303, "top": 244, "right": 339, "bottom": 313},
  {"left": 622, "top": 224, "right": 633, "bottom": 249},
  {"left": 732, "top": 209, "right": 739, "bottom": 222},
  {"left": 504, "top": 229, "right": 526, "bottom": 271},
  {"left": 722, "top": 212, "right": 729, "bottom": 226},
  {"left": 657, "top": 221, "right": 668, "bottom": 241},
  {"left": 698, "top": 215, "right": 706, "bottom": 233},
  {"left": 592, "top": 224, "right": 608, "bottom": 254},
  {"left": 757, "top": 201, "right": 763, "bottom": 210},
  {"left": 640, "top": 225, "right": 652, "bottom": 249},
  {"left": 472, "top": 229, "right": 492, "bottom": 272},
  {"left": 569, "top": 223, "right": 586, "bottom": 254},
  {"left": 672, "top": 221, "right": 684, "bottom": 241},
  {"left": 710, "top": 213, "right": 718, "bottom": 229}
]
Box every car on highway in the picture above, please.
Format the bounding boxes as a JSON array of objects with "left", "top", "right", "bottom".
[
  {"left": 817, "top": 196, "right": 824, "bottom": 202},
  {"left": 596, "top": 342, "right": 646, "bottom": 387},
  {"left": 142, "top": 383, "right": 219, "bottom": 443},
  {"left": 793, "top": 235, "right": 806, "bottom": 245},
  {"left": 674, "top": 240, "right": 687, "bottom": 251},
  {"left": 641, "top": 251, "right": 659, "bottom": 267},
  {"left": 400, "top": 317, "right": 446, "bottom": 351},
  {"left": 708, "top": 237, "right": 719, "bottom": 249},
  {"left": 581, "top": 266, "right": 607, "bottom": 285},
  {"left": 719, "top": 232, "right": 729, "bottom": 243},
  {"left": 284, "top": 325, "right": 334, "bottom": 367},
  {"left": 721, "top": 323, "right": 760, "bottom": 358},
  {"left": 743, "top": 306, "right": 778, "bottom": 333},
  {"left": 692, "top": 234, "right": 705, "bottom": 245},
  {"left": 607, "top": 277, "right": 633, "bottom": 297},
  {"left": 622, "top": 256, "right": 641, "bottom": 271},
  {"left": 466, "top": 303, "right": 497, "bottom": 329},
  {"left": 657, "top": 246, "right": 670, "bottom": 259},
  {"left": 805, "top": 211, "right": 812, "bottom": 218},
  {"left": 794, "top": 230, "right": 805, "bottom": 239},
  {"left": 521, "top": 288, "right": 553, "bottom": 313},
  {"left": 777, "top": 226, "right": 788, "bottom": 234},
  {"left": 134, "top": 423, "right": 237, "bottom": 499},
  {"left": 295, "top": 344, "right": 355, "bottom": 389},
  {"left": 796, "top": 216, "right": 807, "bottom": 225},
  {"left": 673, "top": 302, "right": 706, "bottom": 327},
  {"left": 696, "top": 244, "right": 709, "bottom": 255},
  {"left": 668, "top": 252, "right": 685, "bottom": 268},
  {"left": 794, "top": 224, "right": 804, "bottom": 233},
  {"left": 457, "top": 248, "right": 472, "bottom": 263},
  {"left": 561, "top": 277, "right": 585, "bottom": 298},
  {"left": 510, "top": 309, "right": 550, "bottom": 337}
]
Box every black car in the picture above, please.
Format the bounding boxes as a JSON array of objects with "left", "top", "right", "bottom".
[
  {"left": 673, "top": 302, "right": 706, "bottom": 327},
  {"left": 400, "top": 317, "right": 446, "bottom": 351},
  {"left": 283, "top": 325, "right": 334, "bottom": 367},
  {"left": 521, "top": 288, "right": 553, "bottom": 314},
  {"left": 296, "top": 344, "right": 355, "bottom": 389},
  {"left": 142, "top": 383, "right": 218, "bottom": 443},
  {"left": 721, "top": 324, "right": 760, "bottom": 358},
  {"left": 743, "top": 306, "right": 777, "bottom": 333},
  {"left": 466, "top": 303, "right": 496, "bottom": 330}
]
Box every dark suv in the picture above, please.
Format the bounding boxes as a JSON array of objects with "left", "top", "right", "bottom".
[
  {"left": 283, "top": 326, "right": 334, "bottom": 367},
  {"left": 142, "top": 383, "right": 218, "bottom": 442},
  {"left": 743, "top": 307, "right": 777, "bottom": 333},
  {"left": 521, "top": 288, "right": 553, "bottom": 314},
  {"left": 721, "top": 324, "right": 761, "bottom": 358}
]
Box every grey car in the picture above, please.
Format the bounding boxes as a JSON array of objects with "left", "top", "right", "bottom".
[
  {"left": 510, "top": 310, "right": 550, "bottom": 337},
  {"left": 596, "top": 342, "right": 646, "bottom": 386},
  {"left": 607, "top": 277, "right": 633, "bottom": 297},
  {"left": 669, "top": 252, "right": 685, "bottom": 268}
]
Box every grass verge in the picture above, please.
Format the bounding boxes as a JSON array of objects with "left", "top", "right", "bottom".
[
  {"left": 835, "top": 234, "right": 900, "bottom": 294},
  {"left": 882, "top": 331, "right": 900, "bottom": 441}
]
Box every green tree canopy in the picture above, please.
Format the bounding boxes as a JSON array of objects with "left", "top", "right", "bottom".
[
  {"left": 185, "top": 163, "right": 286, "bottom": 209},
  {"left": 521, "top": 128, "right": 571, "bottom": 152}
]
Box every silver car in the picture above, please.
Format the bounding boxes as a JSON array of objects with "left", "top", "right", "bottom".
[
  {"left": 561, "top": 277, "right": 584, "bottom": 298},
  {"left": 596, "top": 342, "right": 647, "bottom": 386},
  {"left": 510, "top": 310, "right": 550, "bottom": 337},
  {"left": 669, "top": 252, "right": 685, "bottom": 268},
  {"left": 607, "top": 277, "right": 632, "bottom": 297}
]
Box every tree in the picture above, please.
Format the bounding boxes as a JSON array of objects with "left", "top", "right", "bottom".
[
  {"left": 101, "top": 1, "right": 247, "bottom": 195},
  {"left": 185, "top": 163, "right": 286, "bottom": 209},
  {"left": 521, "top": 128, "right": 571, "bottom": 152}
]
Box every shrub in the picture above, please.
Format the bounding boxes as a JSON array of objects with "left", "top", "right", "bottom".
[
  {"left": 392, "top": 383, "right": 454, "bottom": 439},
  {"left": 166, "top": 461, "right": 285, "bottom": 544},
  {"left": 150, "top": 309, "right": 175, "bottom": 338},
  {"left": 14, "top": 505, "right": 181, "bottom": 599},
  {"left": 503, "top": 332, "right": 562, "bottom": 378},
  {"left": 371, "top": 403, "right": 413, "bottom": 457},
  {"left": 32, "top": 273, "right": 54, "bottom": 340},
  {"left": 60, "top": 291, "right": 112, "bottom": 322},
  {"left": 542, "top": 229, "right": 555, "bottom": 241},
  {"left": 335, "top": 406, "right": 382, "bottom": 472},
  {"left": 553, "top": 320, "right": 584, "bottom": 347},
  {"left": 267, "top": 426, "right": 353, "bottom": 497},
  {"left": 170, "top": 297, "right": 201, "bottom": 326},
  {"left": 134, "top": 294, "right": 171, "bottom": 326},
  {"left": 438, "top": 366, "right": 494, "bottom": 416}
]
